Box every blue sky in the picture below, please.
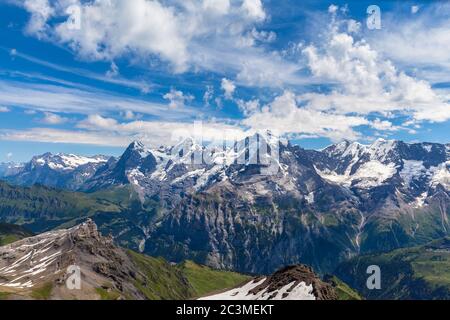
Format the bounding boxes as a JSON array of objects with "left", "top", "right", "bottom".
[{"left": 0, "top": 0, "right": 449, "bottom": 162}]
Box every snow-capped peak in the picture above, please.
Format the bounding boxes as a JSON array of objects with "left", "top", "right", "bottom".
[
  {"left": 31, "top": 153, "right": 109, "bottom": 171},
  {"left": 366, "top": 138, "right": 398, "bottom": 162},
  {"left": 127, "top": 141, "right": 152, "bottom": 158}
]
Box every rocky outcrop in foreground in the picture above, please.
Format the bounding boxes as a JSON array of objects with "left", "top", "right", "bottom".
[
  {"left": 200, "top": 264, "right": 339, "bottom": 300},
  {"left": 0, "top": 220, "right": 246, "bottom": 300}
]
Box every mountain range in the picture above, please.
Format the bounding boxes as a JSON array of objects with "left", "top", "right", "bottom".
[{"left": 0, "top": 134, "right": 449, "bottom": 275}]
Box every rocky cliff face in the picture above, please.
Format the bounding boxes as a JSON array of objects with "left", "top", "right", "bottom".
[
  {"left": 0, "top": 219, "right": 145, "bottom": 299},
  {"left": 142, "top": 138, "right": 449, "bottom": 274}
]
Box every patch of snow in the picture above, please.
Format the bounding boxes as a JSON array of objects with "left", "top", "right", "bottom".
[
  {"left": 430, "top": 161, "right": 450, "bottom": 189},
  {"left": 352, "top": 161, "right": 397, "bottom": 188},
  {"left": 34, "top": 154, "right": 107, "bottom": 171},
  {"left": 305, "top": 192, "right": 314, "bottom": 204},
  {"left": 316, "top": 161, "right": 397, "bottom": 189},
  {"left": 400, "top": 160, "right": 426, "bottom": 187},
  {"left": 414, "top": 192, "right": 428, "bottom": 208},
  {"left": 366, "top": 139, "right": 397, "bottom": 162},
  {"left": 199, "top": 278, "right": 316, "bottom": 300}
]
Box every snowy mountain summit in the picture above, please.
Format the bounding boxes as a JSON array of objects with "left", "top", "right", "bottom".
[
  {"left": 200, "top": 264, "right": 338, "bottom": 300},
  {"left": 0, "top": 153, "right": 110, "bottom": 190}
]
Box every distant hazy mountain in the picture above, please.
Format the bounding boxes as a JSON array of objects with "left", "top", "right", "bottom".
[
  {"left": 0, "top": 153, "right": 111, "bottom": 190},
  {"left": 0, "top": 162, "right": 24, "bottom": 177}
]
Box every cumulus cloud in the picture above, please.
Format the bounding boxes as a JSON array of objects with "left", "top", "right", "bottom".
[
  {"left": 14, "top": 0, "right": 319, "bottom": 89},
  {"left": 300, "top": 20, "right": 450, "bottom": 123},
  {"left": 241, "top": 0, "right": 266, "bottom": 21},
  {"left": 221, "top": 78, "right": 236, "bottom": 100},
  {"left": 0, "top": 106, "right": 10, "bottom": 113},
  {"left": 250, "top": 28, "right": 276, "bottom": 43},
  {"left": 163, "top": 88, "right": 194, "bottom": 109},
  {"left": 23, "top": 0, "right": 54, "bottom": 38},
  {"left": 242, "top": 91, "right": 368, "bottom": 141},
  {"left": 41, "top": 112, "right": 68, "bottom": 124},
  {"left": 78, "top": 114, "right": 118, "bottom": 130},
  {"left": 328, "top": 4, "right": 338, "bottom": 14},
  {"left": 370, "top": 119, "right": 399, "bottom": 131},
  {"left": 18, "top": 0, "right": 269, "bottom": 74},
  {"left": 237, "top": 99, "right": 259, "bottom": 116}
]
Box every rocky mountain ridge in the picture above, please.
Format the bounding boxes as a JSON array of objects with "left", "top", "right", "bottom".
[{"left": 0, "top": 220, "right": 248, "bottom": 300}]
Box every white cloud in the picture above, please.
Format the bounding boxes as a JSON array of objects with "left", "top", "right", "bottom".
[
  {"left": 370, "top": 119, "right": 398, "bottom": 131},
  {"left": 237, "top": 98, "right": 259, "bottom": 116},
  {"left": 242, "top": 91, "right": 368, "bottom": 141},
  {"left": 121, "top": 110, "right": 139, "bottom": 120},
  {"left": 203, "top": 85, "right": 214, "bottom": 106},
  {"left": 54, "top": 0, "right": 189, "bottom": 72},
  {"left": 221, "top": 78, "right": 236, "bottom": 100},
  {"left": 18, "top": 0, "right": 270, "bottom": 75},
  {"left": 6, "top": 152, "right": 13, "bottom": 159},
  {"left": 0, "top": 80, "right": 196, "bottom": 120},
  {"left": 0, "top": 106, "right": 10, "bottom": 113},
  {"left": 10, "top": 49, "right": 152, "bottom": 93},
  {"left": 411, "top": 5, "right": 420, "bottom": 14},
  {"left": 328, "top": 4, "right": 338, "bottom": 14},
  {"left": 78, "top": 114, "right": 118, "bottom": 130},
  {"left": 346, "top": 19, "right": 361, "bottom": 33},
  {"left": 163, "top": 88, "right": 194, "bottom": 109},
  {"left": 202, "top": 0, "right": 230, "bottom": 15},
  {"left": 250, "top": 28, "right": 276, "bottom": 43},
  {"left": 17, "top": 0, "right": 312, "bottom": 92},
  {"left": 241, "top": 0, "right": 266, "bottom": 21},
  {"left": 24, "top": 109, "right": 37, "bottom": 115},
  {"left": 0, "top": 127, "right": 129, "bottom": 147},
  {"left": 14, "top": 0, "right": 318, "bottom": 89},
  {"left": 23, "top": 0, "right": 54, "bottom": 38},
  {"left": 106, "top": 62, "right": 119, "bottom": 78},
  {"left": 300, "top": 25, "right": 450, "bottom": 123},
  {"left": 366, "top": 3, "right": 450, "bottom": 82},
  {"left": 41, "top": 112, "right": 68, "bottom": 124},
  {"left": 71, "top": 114, "right": 247, "bottom": 146}
]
